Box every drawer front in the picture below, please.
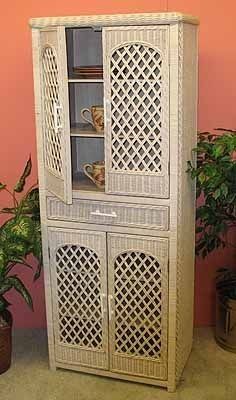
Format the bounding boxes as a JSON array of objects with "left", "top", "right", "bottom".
[{"left": 47, "top": 197, "right": 169, "bottom": 231}]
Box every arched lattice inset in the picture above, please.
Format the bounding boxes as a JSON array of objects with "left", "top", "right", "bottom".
[
  {"left": 110, "top": 43, "right": 163, "bottom": 173},
  {"left": 114, "top": 250, "right": 162, "bottom": 358},
  {"left": 55, "top": 245, "right": 103, "bottom": 349},
  {"left": 42, "top": 46, "right": 62, "bottom": 175}
]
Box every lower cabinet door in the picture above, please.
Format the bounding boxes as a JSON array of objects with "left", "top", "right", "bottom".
[
  {"left": 48, "top": 227, "right": 109, "bottom": 370},
  {"left": 107, "top": 233, "right": 168, "bottom": 380}
]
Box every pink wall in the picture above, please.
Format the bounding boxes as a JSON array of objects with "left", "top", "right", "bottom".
[{"left": 1, "top": 0, "right": 236, "bottom": 327}]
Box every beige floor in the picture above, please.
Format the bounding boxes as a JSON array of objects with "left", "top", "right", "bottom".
[{"left": 0, "top": 328, "right": 236, "bottom": 400}]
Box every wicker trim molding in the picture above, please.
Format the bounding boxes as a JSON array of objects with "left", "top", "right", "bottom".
[{"left": 29, "top": 12, "right": 199, "bottom": 29}]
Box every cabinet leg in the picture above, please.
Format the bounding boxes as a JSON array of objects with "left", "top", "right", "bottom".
[
  {"left": 167, "top": 383, "right": 176, "bottom": 393},
  {"left": 49, "top": 360, "right": 57, "bottom": 371}
]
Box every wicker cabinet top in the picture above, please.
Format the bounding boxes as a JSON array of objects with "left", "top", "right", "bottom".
[{"left": 29, "top": 12, "right": 199, "bottom": 29}]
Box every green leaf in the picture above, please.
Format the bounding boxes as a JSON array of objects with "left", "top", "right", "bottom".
[
  {"left": 198, "top": 172, "right": 206, "bottom": 184},
  {"left": 196, "top": 226, "right": 204, "bottom": 233},
  {"left": 213, "top": 188, "right": 221, "bottom": 199},
  {"left": 213, "top": 144, "right": 225, "bottom": 158},
  {"left": 206, "top": 196, "right": 217, "bottom": 209},
  {"left": 0, "top": 249, "right": 7, "bottom": 278},
  {"left": 34, "top": 262, "right": 42, "bottom": 282},
  {"left": 11, "top": 216, "right": 35, "bottom": 242},
  {"left": 4, "top": 276, "right": 33, "bottom": 310},
  {"left": 0, "top": 296, "right": 10, "bottom": 313},
  {"left": 195, "top": 240, "right": 206, "bottom": 253},
  {"left": 0, "top": 279, "right": 14, "bottom": 295},
  {"left": 21, "top": 188, "right": 40, "bottom": 221},
  {"left": 0, "top": 156, "right": 41, "bottom": 311},
  {"left": 215, "top": 222, "right": 227, "bottom": 234},
  {"left": 221, "top": 183, "right": 228, "bottom": 198},
  {"left": 227, "top": 193, "right": 236, "bottom": 203},
  {"left": 14, "top": 156, "right": 32, "bottom": 193},
  {"left": 1, "top": 207, "right": 16, "bottom": 214}
]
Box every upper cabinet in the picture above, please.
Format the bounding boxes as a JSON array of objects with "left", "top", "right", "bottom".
[{"left": 37, "top": 24, "right": 170, "bottom": 203}]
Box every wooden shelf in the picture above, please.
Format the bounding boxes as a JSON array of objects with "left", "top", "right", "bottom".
[
  {"left": 68, "top": 78, "right": 104, "bottom": 83},
  {"left": 70, "top": 124, "right": 104, "bottom": 138},
  {"left": 72, "top": 172, "right": 105, "bottom": 192}
]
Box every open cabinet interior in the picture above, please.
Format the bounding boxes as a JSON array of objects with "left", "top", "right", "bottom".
[{"left": 66, "top": 27, "right": 105, "bottom": 192}]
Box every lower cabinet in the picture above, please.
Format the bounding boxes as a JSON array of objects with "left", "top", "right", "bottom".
[{"left": 48, "top": 228, "right": 169, "bottom": 380}]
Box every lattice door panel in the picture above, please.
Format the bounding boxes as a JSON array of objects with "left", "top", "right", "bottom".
[
  {"left": 49, "top": 228, "right": 108, "bottom": 369},
  {"left": 108, "top": 233, "right": 168, "bottom": 379},
  {"left": 40, "top": 28, "right": 72, "bottom": 203},
  {"left": 103, "top": 26, "right": 169, "bottom": 197},
  {"left": 42, "top": 46, "right": 62, "bottom": 175}
]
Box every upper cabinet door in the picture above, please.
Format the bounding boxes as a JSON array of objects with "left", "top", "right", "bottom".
[
  {"left": 39, "top": 27, "right": 72, "bottom": 204},
  {"left": 103, "top": 26, "right": 169, "bottom": 198}
]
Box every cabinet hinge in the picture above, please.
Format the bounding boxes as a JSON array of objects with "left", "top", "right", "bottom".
[
  {"left": 168, "top": 161, "right": 170, "bottom": 175},
  {"left": 48, "top": 247, "right": 50, "bottom": 260}
]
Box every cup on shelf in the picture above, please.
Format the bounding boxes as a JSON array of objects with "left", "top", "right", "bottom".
[
  {"left": 81, "top": 105, "right": 104, "bottom": 133},
  {"left": 83, "top": 160, "right": 105, "bottom": 189}
]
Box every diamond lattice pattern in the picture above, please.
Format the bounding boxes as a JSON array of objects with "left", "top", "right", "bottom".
[
  {"left": 114, "top": 251, "right": 162, "bottom": 358},
  {"left": 42, "top": 46, "right": 62, "bottom": 176},
  {"left": 56, "top": 245, "right": 102, "bottom": 349},
  {"left": 110, "top": 44, "right": 163, "bottom": 173}
]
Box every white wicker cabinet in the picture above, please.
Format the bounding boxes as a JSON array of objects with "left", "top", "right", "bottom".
[{"left": 30, "top": 12, "right": 198, "bottom": 392}]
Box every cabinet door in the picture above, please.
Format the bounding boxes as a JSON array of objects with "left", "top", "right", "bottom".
[
  {"left": 103, "top": 26, "right": 169, "bottom": 198},
  {"left": 107, "top": 233, "right": 168, "bottom": 380},
  {"left": 39, "top": 28, "right": 72, "bottom": 203},
  {"left": 48, "top": 228, "right": 108, "bottom": 369}
]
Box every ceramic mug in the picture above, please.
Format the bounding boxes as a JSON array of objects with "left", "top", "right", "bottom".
[
  {"left": 83, "top": 160, "right": 105, "bottom": 189},
  {"left": 81, "top": 105, "right": 104, "bottom": 133}
]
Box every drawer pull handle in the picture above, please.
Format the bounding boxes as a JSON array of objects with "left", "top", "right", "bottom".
[{"left": 90, "top": 209, "right": 117, "bottom": 218}]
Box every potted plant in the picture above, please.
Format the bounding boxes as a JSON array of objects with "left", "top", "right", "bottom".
[
  {"left": 0, "top": 156, "right": 41, "bottom": 373},
  {"left": 187, "top": 129, "right": 236, "bottom": 351}
]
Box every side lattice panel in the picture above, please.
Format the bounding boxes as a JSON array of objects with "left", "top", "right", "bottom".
[{"left": 175, "top": 23, "right": 198, "bottom": 384}]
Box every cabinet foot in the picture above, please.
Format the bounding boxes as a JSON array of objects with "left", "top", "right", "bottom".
[{"left": 167, "top": 383, "right": 176, "bottom": 393}]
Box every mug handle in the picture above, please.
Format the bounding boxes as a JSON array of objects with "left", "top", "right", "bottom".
[
  {"left": 83, "top": 164, "right": 95, "bottom": 184},
  {"left": 81, "top": 108, "right": 95, "bottom": 127}
]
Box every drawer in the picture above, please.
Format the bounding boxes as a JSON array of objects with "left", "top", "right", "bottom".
[{"left": 46, "top": 197, "right": 169, "bottom": 231}]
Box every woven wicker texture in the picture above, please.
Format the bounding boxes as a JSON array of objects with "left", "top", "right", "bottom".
[
  {"left": 30, "top": 15, "right": 198, "bottom": 392},
  {"left": 110, "top": 44, "right": 162, "bottom": 173},
  {"left": 55, "top": 245, "right": 103, "bottom": 348},
  {"left": 113, "top": 251, "right": 163, "bottom": 357},
  {"left": 46, "top": 197, "right": 169, "bottom": 231},
  {"left": 42, "top": 46, "right": 62, "bottom": 175},
  {"left": 104, "top": 26, "right": 169, "bottom": 198},
  {"left": 108, "top": 234, "right": 168, "bottom": 379},
  {"left": 40, "top": 28, "right": 72, "bottom": 203},
  {"left": 175, "top": 23, "right": 198, "bottom": 385},
  {"left": 29, "top": 13, "right": 199, "bottom": 28},
  {"left": 49, "top": 228, "right": 108, "bottom": 369}
]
